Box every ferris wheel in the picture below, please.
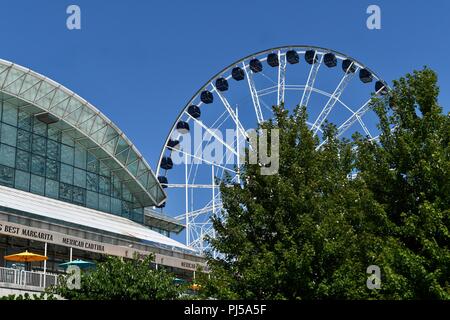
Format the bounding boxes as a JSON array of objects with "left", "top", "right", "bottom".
[{"left": 155, "top": 45, "right": 389, "bottom": 255}]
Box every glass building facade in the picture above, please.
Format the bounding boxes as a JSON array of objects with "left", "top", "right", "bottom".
[{"left": 0, "top": 99, "right": 145, "bottom": 223}]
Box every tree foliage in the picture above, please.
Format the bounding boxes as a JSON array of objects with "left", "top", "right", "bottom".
[
  {"left": 201, "top": 68, "right": 449, "bottom": 299},
  {"left": 52, "top": 255, "right": 183, "bottom": 300}
]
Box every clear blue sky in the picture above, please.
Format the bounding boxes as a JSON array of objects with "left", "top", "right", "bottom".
[{"left": 1, "top": 0, "right": 448, "bottom": 176}]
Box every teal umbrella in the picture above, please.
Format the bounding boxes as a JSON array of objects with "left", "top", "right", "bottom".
[
  {"left": 60, "top": 259, "right": 95, "bottom": 269},
  {"left": 173, "top": 277, "right": 187, "bottom": 284}
]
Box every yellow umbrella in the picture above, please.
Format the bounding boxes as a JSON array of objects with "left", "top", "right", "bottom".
[
  {"left": 190, "top": 283, "right": 202, "bottom": 291},
  {"left": 4, "top": 250, "right": 48, "bottom": 262}
]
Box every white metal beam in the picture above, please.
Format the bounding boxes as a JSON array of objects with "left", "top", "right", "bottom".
[
  {"left": 277, "top": 50, "right": 287, "bottom": 106},
  {"left": 312, "top": 62, "right": 358, "bottom": 136},
  {"left": 299, "top": 53, "right": 323, "bottom": 108},
  {"left": 242, "top": 61, "right": 264, "bottom": 124},
  {"left": 336, "top": 87, "right": 384, "bottom": 138},
  {"left": 211, "top": 83, "right": 248, "bottom": 139}
]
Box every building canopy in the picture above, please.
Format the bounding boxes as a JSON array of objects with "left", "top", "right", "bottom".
[{"left": 0, "top": 59, "right": 166, "bottom": 207}]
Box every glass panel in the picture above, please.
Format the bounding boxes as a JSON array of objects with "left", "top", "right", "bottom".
[
  {"left": 19, "top": 74, "right": 41, "bottom": 97},
  {"left": 31, "top": 155, "right": 45, "bottom": 176},
  {"left": 64, "top": 108, "right": 82, "bottom": 126},
  {"left": 4, "top": 68, "right": 25, "bottom": 89},
  {"left": 50, "top": 89, "right": 69, "bottom": 109},
  {"left": 18, "top": 111, "right": 32, "bottom": 131},
  {"left": 52, "top": 98, "right": 69, "bottom": 118},
  {"left": 32, "top": 118, "right": 47, "bottom": 136},
  {"left": 14, "top": 170, "right": 30, "bottom": 191},
  {"left": 121, "top": 201, "right": 132, "bottom": 219},
  {"left": 2, "top": 103, "right": 18, "bottom": 126},
  {"left": 137, "top": 172, "right": 149, "bottom": 189},
  {"left": 126, "top": 150, "right": 138, "bottom": 166},
  {"left": 74, "top": 143, "right": 86, "bottom": 169},
  {"left": 86, "top": 191, "right": 98, "bottom": 210},
  {"left": 111, "top": 174, "right": 121, "bottom": 198},
  {"left": 77, "top": 108, "right": 95, "bottom": 125},
  {"left": 20, "top": 79, "right": 41, "bottom": 101},
  {"left": 16, "top": 150, "right": 30, "bottom": 171},
  {"left": 46, "top": 159, "right": 59, "bottom": 180},
  {"left": 45, "top": 179, "right": 59, "bottom": 199},
  {"left": 0, "top": 144, "right": 16, "bottom": 167},
  {"left": 111, "top": 198, "right": 121, "bottom": 215},
  {"left": 30, "top": 174, "right": 45, "bottom": 195},
  {"left": 122, "top": 186, "right": 132, "bottom": 202},
  {"left": 60, "top": 144, "right": 74, "bottom": 165},
  {"left": 103, "top": 135, "right": 118, "bottom": 154},
  {"left": 89, "top": 116, "right": 106, "bottom": 134},
  {"left": 35, "top": 81, "right": 56, "bottom": 102},
  {"left": 0, "top": 165, "right": 14, "bottom": 187},
  {"left": 37, "top": 88, "right": 56, "bottom": 109},
  {"left": 102, "top": 126, "right": 116, "bottom": 144},
  {"left": 72, "top": 186, "right": 85, "bottom": 205},
  {"left": 99, "top": 161, "right": 110, "bottom": 177},
  {"left": 136, "top": 160, "right": 147, "bottom": 178},
  {"left": 32, "top": 134, "right": 46, "bottom": 156},
  {"left": 115, "top": 137, "right": 128, "bottom": 155},
  {"left": 60, "top": 164, "right": 73, "bottom": 184},
  {"left": 86, "top": 172, "right": 98, "bottom": 192},
  {"left": 61, "top": 132, "right": 74, "bottom": 147},
  {"left": 73, "top": 168, "right": 86, "bottom": 188},
  {"left": 4, "top": 74, "right": 25, "bottom": 95},
  {"left": 17, "top": 129, "right": 31, "bottom": 151},
  {"left": 91, "top": 125, "right": 107, "bottom": 144},
  {"left": 64, "top": 98, "right": 83, "bottom": 117},
  {"left": 48, "top": 126, "right": 61, "bottom": 142},
  {"left": 98, "top": 194, "right": 110, "bottom": 212},
  {"left": 86, "top": 151, "right": 98, "bottom": 173},
  {"left": 127, "top": 160, "right": 138, "bottom": 176},
  {"left": 1, "top": 123, "right": 17, "bottom": 146},
  {"left": 99, "top": 176, "right": 111, "bottom": 195},
  {"left": 78, "top": 115, "right": 95, "bottom": 133},
  {"left": 115, "top": 148, "right": 129, "bottom": 165},
  {"left": 46, "top": 140, "right": 59, "bottom": 160},
  {"left": 59, "top": 182, "right": 72, "bottom": 201}
]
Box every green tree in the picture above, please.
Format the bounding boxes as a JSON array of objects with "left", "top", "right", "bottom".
[
  {"left": 355, "top": 68, "right": 449, "bottom": 299},
  {"left": 201, "top": 68, "right": 449, "bottom": 299},
  {"left": 52, "top": 254, "right": 184, "bottom": 300}
]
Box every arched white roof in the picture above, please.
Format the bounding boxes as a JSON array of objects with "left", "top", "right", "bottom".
[{"left": 0, "top": 59, "right": 166, "bottom": 207}]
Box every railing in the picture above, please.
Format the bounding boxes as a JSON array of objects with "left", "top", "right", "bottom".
[{"left": 0, "top": 267, "right": 58, "bottom": 289}]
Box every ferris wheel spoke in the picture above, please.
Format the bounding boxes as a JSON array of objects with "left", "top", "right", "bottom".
[
  {"left": 336, "top": 86, "right": 385, "bottom": 139},
  {"left": 312, "top": 62, "right": 359, "bottom": 136},
  {"left": 177, "top": 202, "right": 223, "bottom": 220},
  {"left": 242, "top": 62, "right": 264, "bottom": 125},
  {"left": 258, "top": 86, "right": 278, "bottom": 97},
  {"left": 277, "top": 50, "right": 287, "bottom": 106},
  {"left": 175, "top": 200, "right": 223, "bottom": 221},
  {"left": 185, "top": 112, "right": 238, "bottom": 157},
  {"left": 300, "top": 53, "right": 323, "bottom": 108},
  {"left": 357, "top": 116, "right": 372, "bottom": 137},
  {"left": 306, "top": 121, "right": 323, "bottom": 133},
  {"left": 168, "top": 146, "right": 237, "bottom": 174},
  {"left": 185, "top": 108, "right": 232, "bottom": 183},
  {"left": 166, "top": 183, "right": 220, "bottom": 189},
  {"left": 259, "top": 71, "right": 278, "bottom": 86},
  {"left": 369, "top": 135, "right": 380, "bottom": 143},
  {"left": 211, "top": 83, "right": 248, "bottom": 139},
  {"left": 217, "top": 135, "right": 240, "bottom": 180}
]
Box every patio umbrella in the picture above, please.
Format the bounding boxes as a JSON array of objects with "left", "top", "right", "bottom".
[
  {"left": 4, "top": 250, "right": 48, "bottom": 262},
  {"left": 190, "top": 283, "right": 202, "bottom": 291},
  {"left": 173, "top": 277, "right": 187, "bottom": 284},
  {"left": 59, "top": 259, "right": 95, "bottom": 269}
]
